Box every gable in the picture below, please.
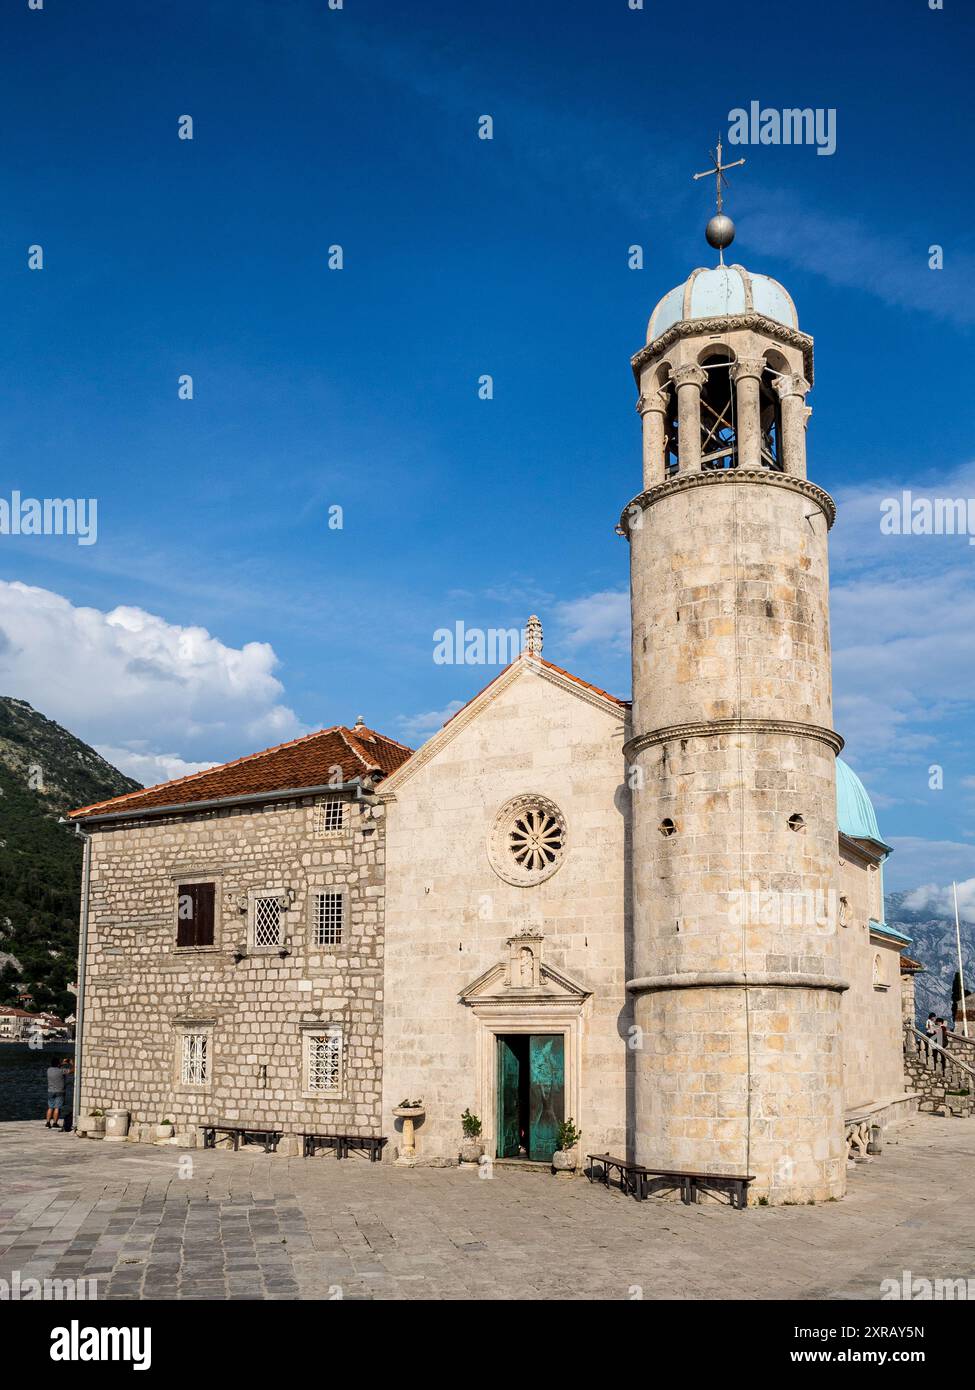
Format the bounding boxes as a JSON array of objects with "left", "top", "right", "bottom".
[{"left": 381, "top": 655, "right": 628, "bottom": 799}]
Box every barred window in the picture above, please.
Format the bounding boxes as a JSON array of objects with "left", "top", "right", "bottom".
[
  {"left": 317, "top": 799, "right": 346, "bottom": 834},
  {"left": 313, "top": 892, "right": 344, "bottom": 947},
  {"left": 306, "top": 1030, "right": 341, "bottom": 1093},
  {"left": 254, "top": 896, "right": 282, "bottom": 948},
  {"left": 180, "top": 1033, "right": 208, "bottom": 1085}
]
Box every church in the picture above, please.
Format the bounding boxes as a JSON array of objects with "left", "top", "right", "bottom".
[{"left": 69, "top": 210, "right": 914, "bottom": 1205}]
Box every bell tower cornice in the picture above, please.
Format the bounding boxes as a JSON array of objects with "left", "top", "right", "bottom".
[
  {"left": 618, "top": 466, "right": 836, "bottom": 537},
  {"left": 631, "top": 312, "right": 814, "bottom": 387}
]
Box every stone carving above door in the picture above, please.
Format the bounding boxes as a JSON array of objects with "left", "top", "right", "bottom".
[{"left": 459, "top": 930, "right": 590, "bottom": 1011}]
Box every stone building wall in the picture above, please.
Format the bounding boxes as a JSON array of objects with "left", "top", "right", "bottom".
[
  {"left": 835, "top": 843, "right": 907, "bottom": 1114},
  {"left": 381, "top": 662, "right": 630, "bottom": 1165},
  {"left": 626, "top": 470, "right": 846, "bottom": 1203},
  {"left": 78, "top": 792, "right": 385, "bottom": 1147}
]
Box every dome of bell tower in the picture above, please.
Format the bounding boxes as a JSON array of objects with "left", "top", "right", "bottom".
[{"left": 647, "top": 263, "right": 799, "bottom": 344}]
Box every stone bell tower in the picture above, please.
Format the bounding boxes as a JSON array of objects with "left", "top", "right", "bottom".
[{"left": 621, "top": 188, "right": 846, "bottom": 1203}]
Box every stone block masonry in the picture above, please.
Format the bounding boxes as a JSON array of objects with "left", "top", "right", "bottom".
[{"left": 79, "top": 792, "right": 386, "bottom": 1143}]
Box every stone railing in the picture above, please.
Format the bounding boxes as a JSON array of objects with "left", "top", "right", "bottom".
[
  {"left": 904, "top": 1025, "right": 975, "bottom": 1116},
  {"left": 946, "top": 1027, "right": 975, "bottom": 1058}
]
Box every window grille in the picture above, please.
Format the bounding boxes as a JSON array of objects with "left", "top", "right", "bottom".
[
  {"left": 306, "top": 1030, "right": 341, "bottom": 1092},
  {"left": 180, "top": 1033, "right": 208, "bottom": 1085},
  {"left": 313, "top": 892, "right": 344, "bottom": 947},
  {"left": 254, "top": 896, "right": 282, "bottom": 947},
  {"left": 317, "top": 799, "right": 346, "bottom": 834}
]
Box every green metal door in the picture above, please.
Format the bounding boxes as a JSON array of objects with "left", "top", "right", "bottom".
[
  {"left": 497, "top": 1037, "right": 521, "bottom": 1158},
  {"left": 528, "top": 1034, "right": 564, "bottom": 1163}
]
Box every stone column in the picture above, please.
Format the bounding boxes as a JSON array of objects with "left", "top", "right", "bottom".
[
  {"left": 637, "top": 388, "right": 669, "bottom": 489},
  {"left": 774, "top": 373, "right": 811, "bottom": 477},
  {"left": 731, "top": 357, "right": 766, "bottom": 470},
  {"left": 670, "top": 364, "right": 707, "bottom": 472}
]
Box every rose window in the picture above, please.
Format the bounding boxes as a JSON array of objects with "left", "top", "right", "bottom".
[{"left": 489, "top": 794, "right": 568, "bottom": 886}]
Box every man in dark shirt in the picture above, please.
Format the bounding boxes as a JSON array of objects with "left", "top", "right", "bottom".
[{"left": 45, "top": 1059, "right": 71, "bottom": 1129}]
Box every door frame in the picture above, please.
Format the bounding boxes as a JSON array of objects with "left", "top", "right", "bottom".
[{"left": 473, "top": 1008, "right": 583, "bottom": 1162}]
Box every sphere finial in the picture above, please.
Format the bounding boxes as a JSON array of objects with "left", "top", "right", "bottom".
[
  {"left": 692, "top": 137, "right": 745, "bottom": 264},
  {"left": 706, "top": 212, "right": 736, "bottom": 251}
]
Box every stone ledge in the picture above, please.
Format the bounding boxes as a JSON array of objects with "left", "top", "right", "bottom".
[
  {"left": 624, "top": 717, "right": 844, "bottom": 759},
  {"left": 626, "top": 970, "right": 849, "bottom": 994},
  {"left": 618, "top": 467, "right": 836, "bottom": 535}
]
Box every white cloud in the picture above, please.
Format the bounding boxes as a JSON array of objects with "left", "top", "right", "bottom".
[
  {"left": 554, "top": 590, "right": 629, "bottom": 651},
  {"left": 829, "top": 462, "right": 975, "bottom": 759},
  {"left": 0, "top": 580, "right": 304, "bottom": 775},
  {"left": 397, "top": 699, "right": 464, "bottom": 740},
  {"left": 747, "top": 196, "right": 975, "bottom": 327},
  {"left": 94, "top": 746, "right": 218, "bottom": 788},
  {"left": 885, "top": 839, "right": 975, "bottom": 895},
  {"left": 903, "top": 877, "right": 975, "bottom": 923}
]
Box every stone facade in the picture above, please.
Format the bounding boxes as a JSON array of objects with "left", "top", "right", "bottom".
[
  {"left": 836, "top": 839, "right": 906, "bottom": 1114},
  {"left": 77, "top": 791, "right": 385, "bottom": 1148},
  {"left": 624, "top": 281, "right": 845, "bottom": 1204},
  {"left": 70, "top": 258, "right": 912, "bottom": 1204},
  {"left": 380, "top": 659, "right": 631, "bottom": 1165}
]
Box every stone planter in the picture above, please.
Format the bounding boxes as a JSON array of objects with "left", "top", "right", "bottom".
[
  {"left": 459, "top": 1137, "right": 484, "bottom": 1167},
  {"left": 103, "top": 1109, "right": 130, "bottom": 1142},
  {"left": 84, "top": 1113, "right": 106, "bottom": 1138},
  {"left": 552, "top": 1148, "right": 577, "bottom": 1177},
  {"left": 154, "top": 1123, "right": 175, "bottom": 1143},
  {"left": 393, "top": 1106, "right": 425, "bottom": 1166}
]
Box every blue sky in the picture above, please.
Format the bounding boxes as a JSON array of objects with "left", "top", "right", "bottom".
[{"left": 1, "top": 0, "right": 974, "bottom": 897}]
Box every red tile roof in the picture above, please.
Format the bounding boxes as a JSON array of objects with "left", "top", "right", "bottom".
[
  {"left": 899, "top": 955, "right": 925, "bottom": 973},
  {"left": 70, "top": 725, "right": 413, "bottom": 820}
]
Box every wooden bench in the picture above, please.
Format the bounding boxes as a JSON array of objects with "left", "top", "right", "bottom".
[
  {"left": 202, "top": 1124, "right": 282, "bottom": 1154},
  {"left": 587, "top": 1153, "right": 754, "bottom": 1209},
  {"left": 586, "top": 1152, "right": 650, "bottom": 1200},
  {"left": 302, "top": 1132, "right": 387, "bottom": 1162}
]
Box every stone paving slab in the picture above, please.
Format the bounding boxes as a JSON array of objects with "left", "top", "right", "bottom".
[{"left": 0, "top": 1116, "right": 973, "bottom": 1300}]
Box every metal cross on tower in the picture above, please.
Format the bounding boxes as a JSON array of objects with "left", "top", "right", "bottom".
[{"left": 693, "top": 137, "right": 746, "bottom": 213}]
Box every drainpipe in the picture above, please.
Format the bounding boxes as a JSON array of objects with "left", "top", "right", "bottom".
[{"left": 73, "top": 825, "right": 93, "bottom": 1129}]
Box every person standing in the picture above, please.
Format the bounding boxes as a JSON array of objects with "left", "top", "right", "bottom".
[
  {"left": 935, "top": 1018, "right": 949, "bottom": 1071},
  {"left": 44, "top": 1058, "right": 70, "bottom": 1129}
]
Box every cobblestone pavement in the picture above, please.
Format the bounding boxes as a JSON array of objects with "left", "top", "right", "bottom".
[{"left": 1, "top": 1115, "right": 973, "bottom": 1300}]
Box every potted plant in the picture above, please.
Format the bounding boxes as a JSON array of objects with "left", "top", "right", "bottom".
[
  {"left": 552, "top": 1118, "right": 581, "bottom": 1175},
  {"left": 459, "top": 1108, "right": 483, "bottom": 1166},
  {"left": 86, "top": 1108, "right": 105, "bottom": 1138},
  {"left": 155, "top": 1117, "right": 175, "bottom": 1142}
]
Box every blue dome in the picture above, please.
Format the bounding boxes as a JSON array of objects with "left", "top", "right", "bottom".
[
  {"left": 836, "top": 758, "right": 891, "bottom": 853},
  {"left": 647, "top": 263, "right": 798, "bottom": 343}
]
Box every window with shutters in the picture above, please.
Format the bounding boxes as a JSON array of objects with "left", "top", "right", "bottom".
[
  {"left": 253, "top": 896, "right": 283, "bottom": 948},
  {"left": 316, "top": 798, "right": 346, "bottom": 834},
  {"left": 179, "top": 1031, "right": 209, "bottom": 1086},
  {"left": 304, "top": 1028, "right": 342, "bottom": 1094},
  {"left": 175, "top": 882, "right": 216, "bottom": 948},
  {"left": 312, "top": 891, "right": 344, "bottom": 948}
]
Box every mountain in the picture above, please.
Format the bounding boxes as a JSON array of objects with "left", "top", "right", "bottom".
[
  {"left": 885, "top": 889, "right": 975, "bottom": 1024},
  {"left": 0, "top": 697, "right": 140, "bottom": 1018}
]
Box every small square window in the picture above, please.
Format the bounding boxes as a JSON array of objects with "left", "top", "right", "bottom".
[
  {"left": 180, "top": 1032, "right": 209, "bottom": 1086},
  {"left": 313, "top": 892, "right": 344, "bottom": 947},
  {"left": 254, "top": 896, "right": 282, "bottom": 948},
  {"left": 317, "top": 799, "right": 346, "bottom": 834},
  {"left": 305, "top": 1029, "right": 342, "bottom": 1093}
]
